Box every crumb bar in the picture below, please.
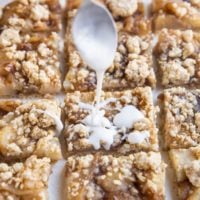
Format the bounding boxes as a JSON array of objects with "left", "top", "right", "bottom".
[
  {"left": 64, "top": 87, "right": 158, "bottom": 155},
  {"left": 154, "top": 29, "right": 200, "bottom": 87},
  {"left": 169, "top": 146, "right": 200, "bottom": 200},
  {"left": 65, "top": 152, "right": 166, "bottom": 200},
  {"left": 161, "top": 87, "right": 200, "bottom": 149},
  {"left": 0, "top": 0, "right": 61, "bottom": 33},
  {"left": 152, "top": 0, "right": 200, "bottom": 31},
  {"left": 0, "top": 99, "right": 62, "bottom": 161},
  {"left": 0, "top": 155, "right": 50, "bottom": 200},
  {"left": 63, "top": 0, "right": 156, "bottom": 92},
  {"left": 0, "top": 29, "right": 61, "bottom": 95}
]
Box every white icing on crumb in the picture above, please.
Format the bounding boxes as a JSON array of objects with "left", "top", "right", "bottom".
[
  {"left": 113, "top": 105, "right": 144, "bottom": 129},
  {"left": 127, "top": 130, "right": 150, "bottom": 144}
]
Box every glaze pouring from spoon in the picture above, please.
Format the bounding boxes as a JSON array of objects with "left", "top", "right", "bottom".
[{"left": 72, "top": 0, "right": 117, "bottom": 106}]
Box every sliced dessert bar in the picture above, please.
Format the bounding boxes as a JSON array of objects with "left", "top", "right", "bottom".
[
  {"left": 65, "top": 152, "right": 166, "bottom": 200},
  {"left": 0, "top": 155, "right": 51, "bottom": 200},
  {"left": 154, "top": 29, "right": 200, "bottom": 87},
  {"left": 169, "top": 146, "right": 200, "bottom": 200},
  {"left": 0, "top": 99, "right": 62, "bottom": 161},
  {"left": 160, "top": 87, "right": 200, "bottom": 149},
  {"left": 0, "top": 29, "right": 61, "bottom": 95},
  {"left": 63, "top": 0, "right": 156, "bottom": 92},
  {"left": 0, "top": 0, "right": 61, "bottom": 33},
  {"left": 64, "top": 87, "right": 158, "bottom": 155},
  {"left": 152, "top": 0, "right": 200, "bottom": 31}
]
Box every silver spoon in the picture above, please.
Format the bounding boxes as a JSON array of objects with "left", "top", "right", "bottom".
[{"left": 72, "top": 0, "right": 117, "bottom": 104}]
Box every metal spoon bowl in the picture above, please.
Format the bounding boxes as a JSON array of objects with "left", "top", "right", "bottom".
[{"left": 72, "top": 0, "right": 117, "bottom": 72}]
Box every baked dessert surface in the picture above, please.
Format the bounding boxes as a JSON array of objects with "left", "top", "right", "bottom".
[
  {"left": 0, "top": 30, "right": 61, "bottom": 95},
  {"left": 161, "top": 87, "right": 200, "bottom": 150},
  {"left": 63, "top": 0, "right": 156, "bottom": 92},
  {"left": 152, "top": 0, "right": 200, "bottom": 31},
  {"left": 65, "top": 152, "right": 166, "bottom": 200},
  {"left": 169, "top": 146, "right": 200, "bottom": 200},
  {"left": 0, "top": 99, "right": 62, "bottom": 162},
  {"left": 0, "top": 155, "right": 50, "bottom": 200},
  {"left": 0, "top": 0, "right": 61, "bottom": 33},
  {"left": 64, "top": 87, "right": 158, "bottom": 155},
  {"left": 154, "top": 29, "right": 200, "bottom": 88}
]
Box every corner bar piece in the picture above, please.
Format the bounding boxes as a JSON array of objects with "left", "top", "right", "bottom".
[
  {"left": 169, "top": 146, "right": 200, "bottom": 200},
  {"left": 152, "top": 0, "right": 200, "bottom": 31},
  {"left": 0, "top": 0, "right": 61, "bottom": 33},
  {"left": 0, "top": 30, "right": 61, "bottom": 95},
  {"left": 0, "top": 155, "right": 51, "bottom": 200}
]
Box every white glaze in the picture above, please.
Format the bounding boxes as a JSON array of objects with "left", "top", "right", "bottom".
[
  {"left": 113, "top": 105, "right": 144, "bottom": 129},
  {"left": 127, "top": 130, "right": 150, "bottom": 144},
  {"left": 88, "top": 127, "right": 116, "bottom": 150}
]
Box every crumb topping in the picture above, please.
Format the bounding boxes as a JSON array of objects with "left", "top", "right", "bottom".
[
  {"left": 0, "top": 100, "right": 62, "bottom": 161},
  {"left": 0, "top": 0, "right": 61, "bottom": 32},
  {"left": 163, "top": 87, "right": 200, "bottom": 149},
  {"left": 65, "top": 32, "right": 155, "bottom": 91},
  {"left": 0, "top": 29, "right": 61, "bottom": 94},
  {"left": 65, "top": 152, "right": 165, "bottom": 199},
  {"left": 155, "top": 29, "right": 200, "bottom": 87},
  {"left": 0, "top": 155, "right": 51, "bottom": 191},
  {"left": 64, "top": 88, "right": 158, "bottom": 153},
  {"left": 106, "top": 0, "right": 138, "bottom": 17}
]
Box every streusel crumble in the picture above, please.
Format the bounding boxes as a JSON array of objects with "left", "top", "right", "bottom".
[
  {"left": 63, "top": 0, "right": 156, "bottom": 92},
  {"left": 0, "top": 155, "right": 51, "bottom": 199},
  {"left": 64, "top": 87, "right": 158, "bottom": 155},
  {"left": 65, "top": 152, "right": 166, "bottom": 200},
  {"left": 154, "top": 29, "right": 200, "bottom": 87},
  {"left": 169, "top": 146, "right": 200, "bottom": 200},
  {"left": 0, "top": 0, "right": 61, "bottom": 32},
  {"left": 152, "top": 0, "right": 200, "bottom": 31},
  {"left": 0, "top": 30, "right": 61, "bottom": 95},
  {"left": 160, "top": 87, "right": 200, "bottom": 149},
  {"left": 0, "top": 99, "right": 62, "bottom": 161}
]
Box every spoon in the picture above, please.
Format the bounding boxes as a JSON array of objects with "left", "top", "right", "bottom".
[{"left": 72, "top": 0, "right": 117, "bottom": 105}]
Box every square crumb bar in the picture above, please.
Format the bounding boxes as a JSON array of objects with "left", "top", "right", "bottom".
[
  {"left": 0, "top": 155, "right": 51, "bottom": 200},
  {"left": 161, "top": 87, "right": 200, "bottom": 150},
  {"left": 0, "top": 29, "right": 61, "bottom": 95},
  {"left": 154, "top": 29, "right": 200, "bottom": 87},
  {"left": 0, "top": 0, "right": 61, "bottom": 33},
  {"left": 169, "top": 146, "right": 200, "bottom": 200},
  {"left": 64, "top": 87, "right": 158, "bottom": 155},
  {"left": 63, "top": 0, "right": 156, "bottom": 92},
  {"left": 65, "top": 152, "right": 166, "bottom": 200},
  {"left": 152, "top": 0, "right": 200, "bottom": 31},
  {"left": 0, "top": 99, "right": 62, "bottom": 162}
]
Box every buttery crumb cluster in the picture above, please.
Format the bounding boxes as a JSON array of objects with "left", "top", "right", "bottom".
[
  {"left": 64, "top": 87, "right": 158, "bottom": 154},
  {"left": 0, "top": 30, "right": 61, "bottom": 95},
  {"left": 0, "top": 99, "right": 62, "bottom": 161},
  {"left": 169, "top": 146, "right": 200, "bottom": 200},
  {"left": 153, "top": 0, "right": 200, "bottom": 31},
  {"left": 64, "top": 0, "right": 156, "bottom": 92},
  {"left": 65, "top": 152, "right": 165, "bottom": 200},
  {"left": 0, "top": 0, "right": 61, "bottom": 95},
  {"left": 155, "top": 29, "right": 200, "bottom": 87},
  {"left": 0, "top": 0, "right": 61, "bottom": 32},
  {"left": 162, "top": 87, "right": 200, "bottom": 149},
  {"left": 0, "top": 156, "right": 50, "bottom": 198}
]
